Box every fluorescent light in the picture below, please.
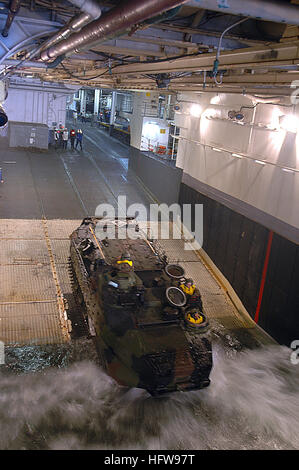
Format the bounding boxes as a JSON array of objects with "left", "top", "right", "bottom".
[
  {"left": 212, "top": 147, "right": 222, "bottom": 152},
  {"left": 210, "top": 95, "right": 220, "bottom": 105},
  {"left": 255, "top": 160, "right": 266, "bottom": 165},
  {"left": 190, "top": 104, "right": 202, "bottom": 117},
  {"left": 232, "top": 153, "right": 243, "bottom": 159},
  {"left": 142, "top": 122, "right": 159, "bottom": 139},
  {"left": 279, "top": 114, "right": 299, "bottom": 133},
  {"left": 282, "top": 168, "right": 295, "bottom": 174}
]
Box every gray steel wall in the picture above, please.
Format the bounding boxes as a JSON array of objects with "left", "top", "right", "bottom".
[
  {"left": 179, "top": 182, "right": 299, "bottom": 347},
  {"left": 129, "top": 146, "right": 299, "bottom": 346},
  {"left": 129, "top": 147, "right": 183, "bottom": 206}
]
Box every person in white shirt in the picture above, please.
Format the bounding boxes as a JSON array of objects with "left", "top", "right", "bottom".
[{"left": 62, "top": 129, "right": 69, "bottom": 149}]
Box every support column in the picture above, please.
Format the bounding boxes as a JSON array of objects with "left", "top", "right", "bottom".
[
  {"left": 80, "top": 89, "right": 86, "bottom": 114},
  {"left": 109, "top": 90, "right": 117, "bottom": 134},
  {"left": 94, "top": 89, "right": 100, "bottom": 115}
]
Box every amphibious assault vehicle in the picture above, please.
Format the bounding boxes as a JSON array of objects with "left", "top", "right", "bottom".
[{"left": 69, "top": 217, "right": 212, "bottom": 396}]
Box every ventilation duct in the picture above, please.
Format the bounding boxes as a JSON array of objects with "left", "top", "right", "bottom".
[
  {"left": 29, "top": 1, "right": 102, "bottom": 60},
  {"left": 40, "top": 0, "right": 189, "bottom": 62}
]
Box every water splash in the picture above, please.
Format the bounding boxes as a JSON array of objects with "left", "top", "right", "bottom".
[{"left": 0, "top": 341, "right": 298, "bottom": 450}]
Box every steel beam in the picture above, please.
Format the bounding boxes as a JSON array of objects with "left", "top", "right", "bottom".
[
  {"left": 170, "top": 72, "right": 299, "bottom": 84},
  {"left": 91, "top": 44, "right": 169, "bottom": 57},
  {"left": 109, "top": 41, "right": 299, "bottom": 75},
  {"left": 151, "top": 23, "right": 268, "bottom": 46}
]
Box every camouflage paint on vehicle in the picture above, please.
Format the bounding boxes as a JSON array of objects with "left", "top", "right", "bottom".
[{"left": 69, "top": 217, "right": 212, "bottom": 396}]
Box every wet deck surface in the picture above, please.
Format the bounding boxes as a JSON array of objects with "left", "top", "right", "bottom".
[
  {"left": 0, "top": 122, "right": 274, "bottom": 347},
  {"left": 0, "top": 121, "right": 150, "bottom": 219}
]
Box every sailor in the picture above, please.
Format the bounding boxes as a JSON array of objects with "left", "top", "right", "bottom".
[
  {"left": 62, "top": 128, "right": 69, "bottom": 149},
  {"left": 70, "top": 128, "right": 76, "bottom": 149},
  {"left": 180, "top": 278, "right": 196, "bottom": 295},
  {"left": 116, "top": 251, "right": 133, "bottom": 272},
  {"left": 79, "top": 238, "right": 95, "bottom": 272},
  {"left": 54, "top": 128, "right": 60, "bottom": 149},
  {"left": 75, "top": 129, "right": 83, "bottom": 150},
  {"left": 111, "top": 251, "right": 144, "bottom": 303},
  {"left": 180, "top": 278, "right": 203, "bottom": 310},
  {"left": 186, "top": 309, "right": 204, "bottom": 324}
]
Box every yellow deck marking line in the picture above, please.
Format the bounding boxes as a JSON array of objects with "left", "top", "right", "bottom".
[
  {"left": 42, "top": 218, "right": 71, "bottom": 342},
  {"left": 0, "top": 300, "right": 57, "bottom": 305}
]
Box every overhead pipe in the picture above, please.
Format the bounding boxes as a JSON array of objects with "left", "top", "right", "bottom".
[
  {"left": 212, "top": 17, "right": 249, "bottom": 84},
  {"left": 0, "top": 29, "right": 56, "bottom": 67},
  {"left": 2, "top": 0, "right": 21, "bottom": 37},
  {"left": 30, "top": 13, "right": 92, "bottom": 58},
  {"left": 40, "top": 0, "right": 189, "bottom": 62},
  {"left": 2, "top": 59, "right": 48, "bottom": 68},
  {"left": 29, "top": 1, "right": 102, "bottom": 60},
  {"left": 187, "top": 0, "right": 299, "bottom": 26}
]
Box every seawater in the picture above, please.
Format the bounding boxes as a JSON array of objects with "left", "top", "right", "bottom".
[{"left": 0, "top": 337, "right": 298, "bottom": 450}]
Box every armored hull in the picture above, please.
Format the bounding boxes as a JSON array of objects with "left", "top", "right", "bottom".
[{"left": 69, "top": 217, "right": 212, "bottom": 396}]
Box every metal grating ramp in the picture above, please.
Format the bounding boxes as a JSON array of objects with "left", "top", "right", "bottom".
[
  {"left": 0, "top": 219, "right": 70, "bottom": 346},
  {"left": 0, "top": 301, "right": 64, "bottom": 345},
  {"left": 0, "top": 265, "right": 57, "bottom": 302},
  {"left": 46, "top": 219, "right": 82, "bottom": 239},
  {"left": 0, "top": 218, "right": 259, "bottom": 347}
]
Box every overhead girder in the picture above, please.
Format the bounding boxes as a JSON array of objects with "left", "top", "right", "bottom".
[
  {"left": 105, "top": 41, "right": 299, "bottom": 75},
  {"left": 1, "top": 3, "right": 299, "bottom": 96}
]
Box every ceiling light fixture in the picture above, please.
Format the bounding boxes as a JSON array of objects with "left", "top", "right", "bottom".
[
  {"left": 279, "top": 114, "right": 299, "bottom": 133},
  {"left": 190, "top": 104, "right": 202, "bottom": 118},
  {"left": 210, "top": 94, "right": 220, "bottom": 105},
  {"left": 232, "top": 153, "right": 244, "bottom": 159}
]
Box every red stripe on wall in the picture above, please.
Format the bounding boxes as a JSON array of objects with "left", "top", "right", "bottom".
[{"left": 254, "top": 230, "right": 274, "bottom": 324}]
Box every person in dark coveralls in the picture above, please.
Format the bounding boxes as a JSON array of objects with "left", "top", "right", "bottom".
[
  {"left": 58, "top": 125, "right": 64, "bottom": 148},
  {"left": 70, "top": 128, "right": 76, "bottom": 150},
  {"left": 75, "top": 129, "right": 83, "bottom": 150},
  {"left": 54, "top": 128, "right": 60, "bottom": 149}
]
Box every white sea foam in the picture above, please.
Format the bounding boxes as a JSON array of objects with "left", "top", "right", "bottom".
[{"left": 0, "top": 344, "right": 298, "bottom": 450}]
